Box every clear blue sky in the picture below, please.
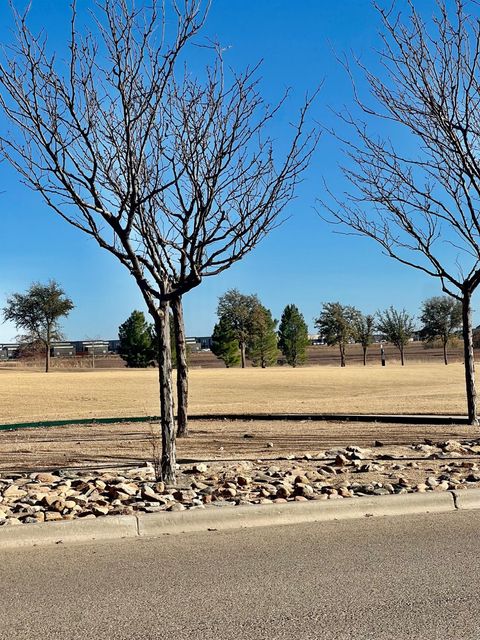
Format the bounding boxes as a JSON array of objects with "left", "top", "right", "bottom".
[{"left": 0, "top": 0, "right": 469, "bottom": 342}]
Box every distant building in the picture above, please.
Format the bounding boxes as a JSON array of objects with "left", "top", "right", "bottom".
[
  {"left": 186, "top": 337, "right": 200, "bottom": 352},
  {"left": 2, "top": 336, "right": 214, "bottom": 360},
  {"left": 79, "top": 340, "right": 110, "bottom": 355},
  {"left": 71, "top": 340, "right": 110, "bottom": 356},
  {"left": 0, "top": 344, "right": 19, "bottom": 360},
  {"left": 184, "top": 336, "right": 212, "bottom": 351},
  {"left": 195, "top": 336, "right": 213, "bottom": 350},
  {"left": 108, "top": 339, "right": 121, "bottom": 354},
  {"left": 51, "top": 342, "right": 76, "bottom": 357}
]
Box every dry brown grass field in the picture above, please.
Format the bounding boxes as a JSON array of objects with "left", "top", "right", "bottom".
[{"left": 0, "top": 362, "right": 470, "bottom": 424}]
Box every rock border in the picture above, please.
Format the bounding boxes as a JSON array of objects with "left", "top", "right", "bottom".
[{"left": 2, "top": 489, "right": 478, "bottom": 549}]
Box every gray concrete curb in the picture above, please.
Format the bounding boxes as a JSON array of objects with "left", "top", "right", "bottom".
[
  {"left": 0, "top": 490, "right": 467, "bottom": 549},
  {"left": 452, "top": 488, "right": 480, "bottom": 510},
  {"left": 0, "top": 514, "right": 138, "bottom": 549}
]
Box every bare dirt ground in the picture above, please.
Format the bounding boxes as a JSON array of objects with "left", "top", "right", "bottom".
[
  {"left": 0, "top": 418, "right": 477, "bottom": 473},
  {"left": 0, "top": 362, "right": 469, "bottom": 424},
  {"left": 0, "top": 361, "right": 475, "bottom": 491}
]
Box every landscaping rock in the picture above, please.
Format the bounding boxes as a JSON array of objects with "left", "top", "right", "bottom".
[
  {"left": 276, "top": 484, "right": 292, "bottom": 499},
  {"left": 34, "top": 473, "right": 60, "bottom": 484},
  {"left": 45, "top": 512, "right": 63, "bottom": 522},
  {"left": 3, "top": 486, "right": 28, "bottom": 500},
  {"left": 115, "top": 482, "right": 139, "bottom": 496},
  {"left": 193, "top": 463, "right": 208, "bottom": 474},
  {"left": 335, "top": 454, "right": 349, "bottom": 467},
  {"left": 3, "top": 435, "right": 480, "bottom": 527},
  {"left": 168, "top": 503, "right": 186, "bottom": 512}
]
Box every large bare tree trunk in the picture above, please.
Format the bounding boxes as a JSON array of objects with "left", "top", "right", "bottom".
[
  {"left": 363, "top": 346, "right": 367, "bottom": 366},
  {"left": 443, "top": 339, "right": 448, "bottom": 366},
  {"left": 462, "top": 292, "right": 478, "bottom": 426},
  {"left": 340, "top": 343, "right": 346, "bottom": 367},
  {"left": 154, "top": 301, "right": 177, "bottom": 483},
  {"left": 172, "top": 296, "right": 188, "bottom": 438}
]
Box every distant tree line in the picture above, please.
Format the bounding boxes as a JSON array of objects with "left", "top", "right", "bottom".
[
  {"left": 210, "top": 291, "right": 463, "bottom": 368},
  {"left": 3, "top": 285, "right": 462, "bottom": 373},
  {"left": 316, "top": 296, "right": 462, "bottom": 367},
  {"left": 211, "top": 289, "right": 309, "bottom": 369}
]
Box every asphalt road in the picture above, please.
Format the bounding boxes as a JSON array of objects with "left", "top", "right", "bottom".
[{"left": 1, "top": 511, "right": 480, "bottom": 639}]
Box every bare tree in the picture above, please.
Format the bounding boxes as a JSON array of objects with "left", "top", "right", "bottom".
[
  {"left": 0, "top": 1, "right": 317, "bottom": 479},
  {"left": 322, "top": 0, "right": 480, "bottom": 424},
  {"left": 171, "top": 298, "right": 189, "bottom": 437}
]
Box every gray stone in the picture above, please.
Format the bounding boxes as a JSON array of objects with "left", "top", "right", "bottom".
[{"left": 168, "top": 503, "right": 186, "bottom": 512}]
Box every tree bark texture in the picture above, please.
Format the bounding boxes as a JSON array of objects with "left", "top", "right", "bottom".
[
  {"left": 462, "top": 292, "right": 478, "bottom": 425},
  {"left": 172, "top": 296, "right": 189, "bottom": 438},
  {"left": 240, "top": 341, "right": 246, "bottom": 368},
  {"left": 155, "top": 301, "right": 177, "bottom": 483},
  {"left": 45, "top": 344, "right": 50, "bottom": 373}
]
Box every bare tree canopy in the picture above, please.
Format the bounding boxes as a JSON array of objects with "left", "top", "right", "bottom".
[
  {"left": 0, "top": 2, "right": 316, "bottom": 302},
  {"left": 321, "top": 0, "right": 480, "bottom": 422},
  {"left": 0, "top": 0, "right": 317, "bottom": 479}
]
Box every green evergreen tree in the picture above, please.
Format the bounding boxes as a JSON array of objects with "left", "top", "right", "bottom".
[
  {"left": 119, "top": 310, "right": 155, "bottom": 368},
  {"left": 211, "top": 316, "right": 241, "bottom": 368},
  {"left": 247, "top": 305, "right": 278, "bottom": 368},
  {"left": 278, "top": 304, "right": 309, "bottom": 367},
  {"left": 149, "top": 315, "right": 181, "bottom": 368}
]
